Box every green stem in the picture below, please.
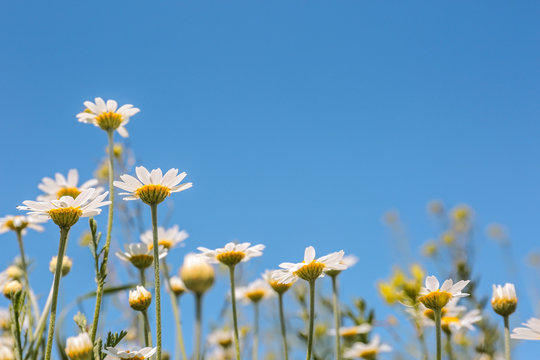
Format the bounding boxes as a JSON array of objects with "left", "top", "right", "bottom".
[
  {"left": 253, "top": 302, "right": 259, "bottom": 360},
  {"left": 27, "top": 285, "right": 54, "bottom": 360},
  {"left": 228, "top": 265, "right": 241, "bottom": 360},
  {"left": 278, "top": 293, "right": 289, "bottom": 360},
  {"left": 16, "top": 230, "right": 34, "bottom": 338},
  {"left": 162, "top": 259, "right": 187, "bottom": 360},
  {"left": 331, "top": 275, "right": 341, "bottom": 360},
  {"left": 195, "top": 293, "right": 203, "bottom": 360},
  {"left": 150, "top": 203, "right": 162, "bottom": 360},
  {"left": 445, "top": 331, "right": 454, "bottom": 360},
  {"left": 140, "top": 268, "right": 146, "bottom": 287},
  {"left": 44, "top": 226, "right": 69, "bottom": 360},
  {"left": 434, "top": 308, "right": 442, "bottom": 360},
  {"left": 12, "top": 297, "right": 24, "bottom": 360},
  {"left": 142, "top": 310, "right": 152, "bottom": 347},
  {"left": 504, "top": 315, "right": 511, "bottom": 360},
  {"left": 306, "top": 279, "right": 316, "bottom": 360},
  {"left": 90, "top": 129, "right": 115, "bottom": 344},
  {"left": 418, "top": 324, "right": 429, "bottom": 360},
  {"left": 139, "top": 269, "right": 146, "bottom": 346}
]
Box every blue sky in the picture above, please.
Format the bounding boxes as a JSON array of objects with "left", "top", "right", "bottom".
[{"left": 1, "top": 1, "right": 539, "bottom": 358}]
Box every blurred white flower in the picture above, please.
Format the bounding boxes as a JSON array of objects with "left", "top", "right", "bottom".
[
  {"left": 140, "top": 225, "right": 188, "bottom": 250},
  {"left": 511, "top": 317, "right": 540, "bottom": 340},
  {"left": 0, "top": 215, "right": 45, "bottom": 234},
  {"left": 343, "top": 335, "right": 392, "bottom": 359},
  {"left": 37, "top": 169, "right": 102, "bottom": 201}
]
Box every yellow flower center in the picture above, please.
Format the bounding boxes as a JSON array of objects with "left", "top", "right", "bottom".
[
  {"left": 136, "top": 184, "right": 171, "bottom": 205},
  {"left": 246, "top": 289, "right": 266, "bottom": 303},
  {"left": 129, "top": 254, "right": 154, "bottom": 269},
  {"left": 148, "top": 239, "right": 174, "bottom": 250},
  {"left": 218, "top": 338, "right": 233, "bottom": 348},
  {"left": 418, "top": 290, "right": 452, "bottom": 310},
  {"left": 423, "top": 307, "right": 448, "bottom": 321},
  {"left": 359, "top": 349, "right": 378, "bottom": 360},
  {"left": 216, "top": 251, "right": 246, "bottom": 266},
  {"left": 341, "top": 328, "right": 360, "bottom": 339},
  {"left": 441, "top": 316, "right": 460, "bottom": 333},
  {"left": 4, "top": 219, "right": 28, "bottom": 232},
  {"left": 66, "top": 346, "right": 93, "bottom": 360},
  {"left": 57, "top": 187, "right": 82, "bottom": 199},
  {"left": 294, "top": 261, "right": 325, "bottom": 281},
  {"left": 49, "top": 207, "right": 83, "bottom": 228},
  {"left": 95, "top": 111, "right": 124, "bottom": 131},
  {"left": 269, "top": 280, "right": 292, "bottom": 294}
]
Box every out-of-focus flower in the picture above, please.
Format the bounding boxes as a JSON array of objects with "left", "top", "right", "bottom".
[
  {"left": 382, "top": 210, "right": 399, "bottom": 226},
  {"left": 343, "top": 335, "right": 392, "bottom": 359},
  {"left": 263, "top": 270, "right": 295, "bottom": 294},
  {"left": 114, "top": 166, "right": 192, "bottom": 205},
  {"left": 6, "top": 265, "right": 23, "bottom": 280},
  {"left": 180, "top": 253, "right": 215, "bottom": 295},
  {"left": 328, "top": 324, "right": 372, "bottom": 340},
  {"left": 140, "top": 225, "right": 188, "bottom": 251},
  {"left": 427, "top": 200, "right": 445, "bottom": 215},
  {"left": 511, "top": 318, "right": 540, "bottom": 340},
  {"left": 129, "top": 286, "right": 152, "bottom": 312},
  {"left": 273, "top": 246, "right": 345, "bottom": 284},
  {"left": 65, "top": 332, "right": 93, "bottom": 360},
  {"left": 198, "top": 242, "right": 264, "bottom": 267},
  {"left": 102, "top": 346, "right": 157, "bottom": 359},
  {"left": 94, "top": 161, "right": 109, "bottom": 182},
  {"left": 207, "top": 328, "right": 234, "bottom": 349},
  {"left": 0, "top": 345, "right": 14, "bottom": 360},
  {"left": 326, "top": 253, "right": 358, "bottom": 277},
  {"left": 441, "top": 231, "right": 455, "bottom": 245},
  {"left": 486, "top": 224, "right": 509, "bottom": 245},
  {"left": 378, "top": 265, "right": 424, "bottom": 306},
  {"left": 491, "top": 283, "right": 517, "bottom": 317},
  {"left": 0, "top": 215, "right": 46, "bottom": 234},
  {"left": 169, "top": 276, "right": 186, "bottom": 297},
  {"left": 451, "top": 204, "right": 473, "bottom": 232},
  {"left": 0, "top": 309, "right": 10, "bottom": 331},
  {"left": 116, "top": 243, "right": 168, "bottom": 270},
  {"left": 236, "top": 279, "right": 273, "bottom": 304},
  {"left": 18, "top": 189, "right": 110, "bottom": 228},
  {"left": 77, "top": 97, "right": 139, "bottom": 138},
  {"left": 418, "top": 275, "right": 469, "bottom": 311},
  {"left": 3, "top": 280, "right": 22, "bottom": 299},
  {"left": 37, "top": 169, "right": 102, "bottom": 201},
  {"left": 422, "top": 240, "right": 438, "bottom": 257},
  {"left": 49, "top": 256, "right": 72, "bottom": 276}
]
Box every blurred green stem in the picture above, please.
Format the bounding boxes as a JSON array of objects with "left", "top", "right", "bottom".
[
  {"left": 142, "top": 310, "right": 152, "bottom": 347},
  {"left": 445, "top": 331, "right": 454, "bottom": 360},
  {"left": 195, "top": 293, "right": 203, "bottom": 360},
  {"left": 161, "top": 259, "right": 187, "bottom": 360},
  {"left": 434, "top": 308, "right": 442, "bottom": 360},
  {"left": 278, "top": 293, "right": 289, "bottom": 360},
  {"left": 228, "top": 265, "right": 241, "bottom": 360},
  {"left": 331, "top": 275, "right": 342, "bottom": 360},
  {"left": 253, "top": 302, "right": 259, "bottom": 360},
  {"left": 306, "top": 279, "right": 316, "bottom": 360},
  {"left": 504, "top": 315, "right": 511, "bottom": 360},
  {"left": 16, "top": 229, "right": 34, "bottom": 337}
]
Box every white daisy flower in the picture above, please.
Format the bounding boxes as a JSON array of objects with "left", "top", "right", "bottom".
[
  {"left": 18, "top": 189, "right": 110, "bottom": 228},
  {"left": 197, "top": 242, "right": 265, "bottom": 267},
  {"left": 169, "top": 276, "right": 187, "bottom": 296},
  {"left": 115, "top": 243, "right": 168, "bottom": 269},
  {"left": 140, "top": 225, "right": 188, "bottom": 250},
  {"left": 236, "top": 278, "right": 274, "bottom": 304},
  {"left": 114, "top": 166, "right": 192, "bottom": 205},
  {"left": 511, "top": 317, "right": 540, "bottom": 340},
  {"left": 206, "top": 347, "right": 234, "bottom": 360},
  {"left": 65, "top": 332, "right": 93, "bottom": 360},
  {"left": 102, "top": 346, "right": 157, "bottom": 359},
  {"left": 37, "top": 169, "right": 102, "bottom": 201},
  {"left": 325, "top": 253, "right": 358, "bottom": 276},
  {"left": 262, "top": 269, "right": 296, "bottom": 294},
  {"left": 328, "top": 324, "right": 372, "bottom": 339},
  {"left": 343, "top": 335, "right": 392, "bottom": 359},
  {"left": 207, "top": 328, "right": 235, "bottom": 348},
  {"left": 441, "top": 309, "right": 482, "bottom": 332},
  {"left": 273, "top": 246, "right": 345, "bottom": 284},
  {"left": 492, "top": 283, "right": 517, "bottom": 316},
  {"left": 418, "top": 275, "right": 470, "bottom": 310},
  {"left": 0, "top": 345, "right": 14, "bottom": 360},
  {"left": 0, "top": 215, "right": 46, "bottom": 234},
  {"left": 77, "top": 97, "right": 140, "bottom": 138}
]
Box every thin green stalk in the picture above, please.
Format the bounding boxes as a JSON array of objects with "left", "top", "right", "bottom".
[
  {"left": 331, "top": 275, "right": 341, "bottom": 360},
  {"left": 228, "top": 265, "right": 241, "bottom": 360},
  {"left": 445, "top": 331, "right": 454, "bottom": 360},
  {"left": 150, "top": 203, "right": 162, "bottom": 360},
  {"left": 306, "top": 279, "right": 316, "bottom": 360},
  {"left": 504, "top": 315, "right": 511, "bottom": 360},
  {"left": 44, "top": 226, "right": 70, "bottom": 360},
  {"left": 434, "top": 308, "right": 442, "bottom": 360},
  {"left": 12, "top": 296, "right": 24, "bottom": 360},
  {"left": 195, "top": 293, "right": 203, "bottom": 360},
  {"left": 90, "top": 129, "right": 115, "bottom": 343},
  {"left": 142, "top": 310, "right": 152, "bottom": 347},
  {"left": 27, "top": 285, "right": 53, "bottom": 360},
  {"left": 16, "top": 229, "right": 34, "bottom": 338},
  {"left": 139, "top": 269, "right": 146, "bottom": 346},
  {"left": 278, "top": 293, "right": 289, "bottom": 360},
  {"left": 162, "top": 259, "right": 187, "bottom": 360},
  {"left": 417, "top": 324, "right": 429, "bottom": 360},
  {"left": 253, "top": 302, "right": 259, "bottom": 360},
  {"left": 140, "top": 268, "right": 146, "bottom": 287}
]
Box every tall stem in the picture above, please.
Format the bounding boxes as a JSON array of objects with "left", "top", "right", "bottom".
[
  {"left": 90, "top": 129, "right": 115, "bottom": 343},
  {"left": 162, "top": 259, "right": 188, "bottom": 360},
  {"left": 434, "top": 308, "right": 442, "bottom": 360},
  {"left": 138, "top": 268, "right": 147, "bottom": 348},
  {"left": 150, "top": 204, "right": 162, "bottom": 360},
  {"left": 16, "top": 230, "right": 34, "bottom": 336},
  {"left": 44, "top": 226, "right": 69, "bottom": 360},
  {"left": 142, "top": 310, "right": 152, "bottom": 347},
  {"left": 253, "top": 302, "right": 259, "bottom": 360},
  {"left": 140, "top": 268, "right": 146, "bottom": 287},
  {"left": 306, "top": 279, "right": 316, "bottom": 360},
  {"left": 195, "top": 293, "right": 203, "bottom": 360},
  {"left": 228, "top": 265, "right": 241, "bottom": 360},
  {"left": 504, "top": 315, "right": 511, "bottom": 360},
  {"left": 445, "top": 331, "right": 454, "bottom": 360},
  {"left": 28, "top": 286, "right": 54, "bottom": 360},
  {"left": 278, "top": 293, "right": 289, "bottom": 360},
  {"left": 331, "top": 275, "right": 341, "bottom": 360}
]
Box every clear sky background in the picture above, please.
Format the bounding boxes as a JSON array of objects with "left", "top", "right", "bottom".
[{"left": 1, "top": 1, "right": 539, "bottom": 359}]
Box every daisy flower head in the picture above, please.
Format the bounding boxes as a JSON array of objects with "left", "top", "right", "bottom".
[
  {"left": 511, "top": 317, "right": 540, "bottom": 340},
  {"left": 140, "top": 225, "right": 188, "bottom": 250},
  {"left": 0, "top": 215, "right": 46, "bottom": 235},
  {"left": 274, "top": 246, "right": 345, "bottom": 284},
  {"left": 263, "top": 269, "right": 296, "bottom": 294},
  {"left": 325, "top": 253, "right": 359, "bottom": 277},
  {"left": 0, "top": 308, "right": 10, "bottom": 331},
  {"left": 129, "top": 286, "right": 152, "bottom": 312},
  {"left": 491, "top": 283, "right": 517, "bottom": 317},
  {"left": 169, "top": 276, "right": 187, "bottom": 297},
  {"left": 418, "top": 275, "right": 470, "bottom": 311},
  {"left": 0, "top": 345, "right": 14, "bottom": 360},
  {"left": 18, "top": 188, "right": 110, "bottom": 228},
  {"left": 236, "top": 279, "right": 273, "bottom": 304},
  {"left": 197, "top": 242, "right": 265, "bottom": 267},
  {"left": 207, "top": 328, "right": 235, "bottom": 349},
  {"left": 49, "top": 255, "right": 72, "bottom": 277},
  {"left": 344, "top": 335, "right": 392, "bottom": 359},
  {"left": 37, "top": 169, "right": 102, "bottom": 201},
  {"left": 114, "top": 166, "right": 192, "bottom": 205},
  {"left": 77, "top": 97, "right": 139, "bottom": 137},
  {"left": 65, "top": 332, "right": 93, "bottom": 360},
  {"left": 328, "top": 324, "right": 372, "bottom": 340},
  {"left": 103, "top": 346, "right": 157, "bottom": 359},
  {"left": 179, "top": 253, "right": 215, "bottom": 295},
  {"left": 115, "top": 243, "right": 168, "bottom": 270},
  {"left": 441, "top": 309, "right": 482, "bottom": 334}
]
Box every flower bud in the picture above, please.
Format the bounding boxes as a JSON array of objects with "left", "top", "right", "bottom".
[
  {"left": 129, "top": 286, "right": 152, "bottom": 312},
  {"left": 492, "top": 283, "right": 517, "bottom": 317},
  {"left": 180, "top": 253, "right": 214, "bottom": 295},
  {"left": 3, "top": 280, "right": 22, "bottom": 300},
  {"left": 65, "top": 332, "right": 93, "bottom": 360},
  {"left": 169, "top": 276, "right": 187, "bottom": 297},
  {"left": 50, "top": 256, "right": 73, "bottom": 277},
  {"left": 6, "top": 265, "right": 23, "bottom": 280}
]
